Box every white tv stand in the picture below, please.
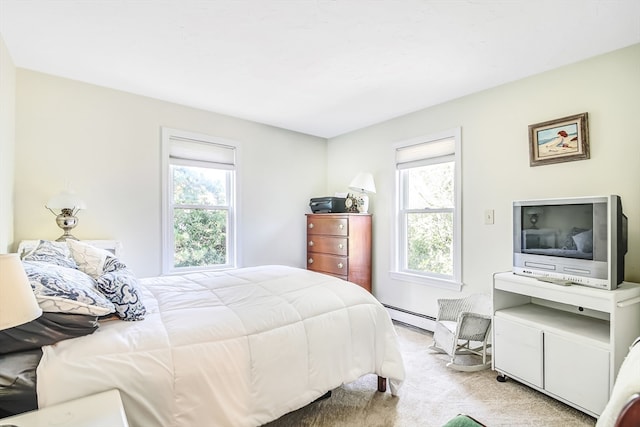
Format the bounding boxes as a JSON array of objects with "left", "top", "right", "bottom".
[{"left": 492, "top": 272, "right": 640, "bottom": 417}]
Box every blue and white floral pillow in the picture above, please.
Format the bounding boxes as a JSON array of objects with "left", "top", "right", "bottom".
[
  {"left": 103, "top": 255, "right": 129, "bottom": 274},
  {"left": 62, "top": 240, "right": 146, "bottom": 321},
  {"left": 67, "top": 239, "right": 128, "bottom": 277},
  {"left": 96, "top": 268, "right": 146, "bottom": 321},
  {"left": 22, "top": 240, "right": 78, "bottom": 269},
  {"left": 23, "top": 261, "right": 115, "bottom": 316}
]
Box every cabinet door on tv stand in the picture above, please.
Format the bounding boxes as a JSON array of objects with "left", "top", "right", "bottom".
[
  {"left": 494, "top": 316, "right": 543, "bottom": 388},
  {"left": 544, "top": 332, "right": 610, "bottom": 415}
]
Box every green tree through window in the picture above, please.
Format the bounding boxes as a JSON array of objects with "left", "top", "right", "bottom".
[
  {"left": 404, "top": 162, "right": 454, "bottom": 276},
  {"left": 172, "top": 165, "right": 230, "bottom": 268}
]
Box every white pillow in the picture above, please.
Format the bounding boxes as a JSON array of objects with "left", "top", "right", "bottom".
[
  {"left": 572, "top": 229, "right": 593, "bottom": 253},
  {"left": 67, "top": 239, "right": 112, "bottom": 278}
]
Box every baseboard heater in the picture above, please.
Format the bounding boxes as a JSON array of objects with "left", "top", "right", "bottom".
[{"left": 384, "top": 304, "right": 436, "bottom": 332}]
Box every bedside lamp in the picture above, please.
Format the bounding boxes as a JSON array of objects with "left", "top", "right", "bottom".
[
  {"left": 0, "top": 254, "right": 42, "bottom": 331},
  {"left": 348, "top": 172, "right": 376, "bottom": 213},
  {"left": 45, "top": 189, "right": 87, "bottom": 241}
]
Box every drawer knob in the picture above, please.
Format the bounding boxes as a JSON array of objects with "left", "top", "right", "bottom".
[
  {"left": 338, "top": 224, "right": 344, "bottom": 230},
  {"left": 338, "top": 243, "right": 343, "bottom": 249},
  {"left": 308, "top": 258, "right": 314, "bottom": 264},
  {"left": 308, "top": 241, "right": 314, "bottom": 247},
  {"left": 308, "top": 223, "right": 314, "bottom": 229},
  {"left": 337, "top": 262, "right": 344, "bottom": 269}
]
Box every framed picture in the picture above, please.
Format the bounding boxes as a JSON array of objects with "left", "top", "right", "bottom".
[{"left": 529, "top": 112, "right": 589, "bottom": 166}]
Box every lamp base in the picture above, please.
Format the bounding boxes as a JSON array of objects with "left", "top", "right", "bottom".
[
  {"left": 55, "top": 210, "right": 80, "bottom": 241},
  {"left": 55, "top": 233, "right": 79, "bottom": 242},
  {"left": 357, "top": 193, "right": 370, "bottom": 213}
]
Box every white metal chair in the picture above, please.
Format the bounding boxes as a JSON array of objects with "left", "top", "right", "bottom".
[{"left": 428, "top": 293, "right": 492, "bottom": 372}]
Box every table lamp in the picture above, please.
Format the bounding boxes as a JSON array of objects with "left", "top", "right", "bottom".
[
  {"left": 348, "top": 172, "right": 376, "bottom": 213},
  {"left": 525, "top": 207, "right": 544, "bottom": 229},
  {"left": 45, "top": 189, "right": 87, "bottom": 241},
  {"left": 0, "top": 253, "right": 42, "bottom": 331},
  {"left": 0, "top": 255, "right": 40, "bottom": 427}
]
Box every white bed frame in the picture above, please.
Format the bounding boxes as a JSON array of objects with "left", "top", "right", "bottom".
[{"left": 17, "top": 240, "right": 122, "bottom": 258}]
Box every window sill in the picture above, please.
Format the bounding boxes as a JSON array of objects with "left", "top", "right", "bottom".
[{"left": 389, "top": 271, "right": 463, "bottom": 291}]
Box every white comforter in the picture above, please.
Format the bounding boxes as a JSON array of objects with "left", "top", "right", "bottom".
[{"left": 36, "top": 265, "right": 405, "bottom": 427}]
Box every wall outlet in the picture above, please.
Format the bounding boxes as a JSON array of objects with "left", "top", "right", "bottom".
[{"left": 484, "top": 209, "right": 494, "bottom": 225}]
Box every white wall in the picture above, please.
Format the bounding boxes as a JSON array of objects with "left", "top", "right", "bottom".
[
  {"left": 10, "top": 42, "right": 640, "bottom": 321},
  {"left": 14, "top": 70, "right": 327, "bottom": 277},
  {"left": 0, "top": 34, "right": 16, "bottom": 253},
  {"left": 327, "top": 44, "right": 640, "bottom": 319}
]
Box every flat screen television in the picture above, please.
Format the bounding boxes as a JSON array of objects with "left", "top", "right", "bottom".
[{"left": 513, "top": 195, "right": 627, "bottom": 290}]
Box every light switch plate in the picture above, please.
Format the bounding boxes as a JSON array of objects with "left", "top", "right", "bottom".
[{"left": 484, "top": 209, "right": 494, "bottom": 225}]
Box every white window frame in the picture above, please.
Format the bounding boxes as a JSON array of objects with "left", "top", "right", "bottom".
[
  {"left": 161, "top": 127, "right": 239, "bottom": 275},
  {"left": 390, "top": 128, "right": 462, "bottom": 291}
]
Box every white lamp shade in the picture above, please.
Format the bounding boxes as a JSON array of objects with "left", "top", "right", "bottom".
[
  {"left": 348, "top": 172, "right": 376, "bottom": 194},
  {"left": 46, "top": 189, "right": 87, "bottom": 210},
  {"left": 0, "top": 254, "right": 42, "bottom": 330}
]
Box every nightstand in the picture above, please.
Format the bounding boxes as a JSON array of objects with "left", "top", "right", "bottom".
[{"left": 0, "top": 389, "right": 129, "bottom": 427}]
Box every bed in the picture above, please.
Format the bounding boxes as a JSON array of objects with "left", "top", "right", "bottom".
[
  {"left": 1, "top": 240, "right": 405, "bottom": 427},
  {"left": 597, "top": 336, "right": 640, "bottom": 427}
]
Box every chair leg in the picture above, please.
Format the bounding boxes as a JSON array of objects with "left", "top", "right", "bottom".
[
  {"left": 428, "top": 342, "right": 447, "bottom": 354},
  {"left": 445, "top": 340, "right": 492, "bottom": 372}
]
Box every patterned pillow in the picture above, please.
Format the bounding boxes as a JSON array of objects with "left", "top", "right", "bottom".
[
  {"left": 67, "top": 239, "right": 129, "bottom": 277},
  {"left": 96, "top": 269, "right": 146, "bottom": 321},
  {"left": 22, "top": 240, "right": 78, "bottom": 269},
  {"left": 67, "top": 239, "right": 111, "bottom": 278},
  {"left": 23, "top": 261, "right": 115, "bottom": 316},
  {"left": 103, "top": 255, "right": 128, "bottom": 274}
]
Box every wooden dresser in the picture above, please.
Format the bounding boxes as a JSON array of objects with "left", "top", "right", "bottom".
[{"left": 305, "top": 213, "right": 372, "bottom": 292}]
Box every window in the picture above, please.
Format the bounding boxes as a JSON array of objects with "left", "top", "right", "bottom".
[
  {"left": 161, "top": 128, "right": 238, "bottom": 274},
  {"left": 391, "top": 128, "right": 462, "bottom": 290}
]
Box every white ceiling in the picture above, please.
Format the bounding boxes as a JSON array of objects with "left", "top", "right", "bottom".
[{"left": 1, "top": 1, "right": 639, "bottom": 138}]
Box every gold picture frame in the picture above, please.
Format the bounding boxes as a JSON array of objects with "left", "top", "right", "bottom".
[{"left": 529, "top": 112, "right": 589, "bottom": 166}]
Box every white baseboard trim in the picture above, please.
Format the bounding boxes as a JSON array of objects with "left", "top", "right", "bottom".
[{"left": 385, "top": 305, "right": 435, "bottom": 332}]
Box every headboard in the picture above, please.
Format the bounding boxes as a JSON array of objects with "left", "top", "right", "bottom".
[{"left": 17, "top": 240, "right": 123, "bottom": 258}]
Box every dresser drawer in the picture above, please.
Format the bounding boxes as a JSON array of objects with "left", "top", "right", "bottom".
[
  {"left": 305, "top": 213, "right": 371, "bottom": 293},
  {"left": 307, "top": 217, "right": 348, "bottom": 236},
  {"left": 307, "top": 236, "right": 348, "bottom": 256},
  {"left": 307, "top": 253, "right": 348, "bottom": 276}
]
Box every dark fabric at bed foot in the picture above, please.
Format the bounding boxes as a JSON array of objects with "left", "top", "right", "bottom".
[
  {"left": 0, "top": 349, "right": 42, "bottom": 417},
  {"left": 0, "top": 312, "right": 99, "bottom": 355}
]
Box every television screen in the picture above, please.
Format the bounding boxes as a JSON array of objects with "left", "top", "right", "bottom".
[{"left": 519, "top": 202, "right": 606, "bottom": 262}]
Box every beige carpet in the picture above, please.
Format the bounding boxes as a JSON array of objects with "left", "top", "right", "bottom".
[{"left": 264, "top": 322, "right": 596, "bottom": 427}]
